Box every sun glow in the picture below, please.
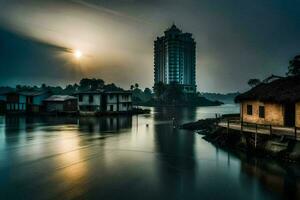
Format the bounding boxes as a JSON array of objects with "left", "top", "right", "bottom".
[{"left": 74, "top": 50, "right": 82, "bottom": 59}]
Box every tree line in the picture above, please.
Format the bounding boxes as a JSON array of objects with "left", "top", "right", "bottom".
[
  {"left": 247, "top": 55, "right": 300, "bottom": 88},
  {"left": 13, "top": 78, "right": 123, "bottom": 95}
]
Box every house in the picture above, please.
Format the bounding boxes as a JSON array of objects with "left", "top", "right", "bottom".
[
  {"left": 235, "top": 75, "right": 300, "bottom": 127},
  {"left": 104, "top": 91, "right": 132, "bottom": 112},
  {"left": 5, "top": 90, "right": 51, "bottom": 113},
  {"left": 76, "top": 91, "right": 102, "bottom": 112},
  {"left": 0, "top": 88, "right": 14, "bottom": 113},
  {"left": 0, "top": 92, "right": 6, "bottom": 113},
  {"left": 43, "top": 95, "right": 78, "bottom": 113},
  {"left": 75, "top": 90, "right": 132, "bottom": 114}
]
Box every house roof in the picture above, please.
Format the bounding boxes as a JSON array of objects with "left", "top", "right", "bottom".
[
  {"left": 104, "top": 91, "right": 132, "bottom": 94},
  {"left": 235, "top": 75, "right": 300, "bottom": 103},
  {"left": 4, "top": 90, "right": 49, "bottom": 96},
  {"left": 0, "top": 87, "right": 15, "bottom": 95},
  {"left": 74, "top": 90, "right": 132, "bottom": 95},
  {"left": 44, "top": 95, "right": 77, "bottom": 102},
  {"left": 74, "top": 90, "right": 103, "bottom": 95},
  {"left": 18, "top": 91, "right": 49, "bottom": 96}
]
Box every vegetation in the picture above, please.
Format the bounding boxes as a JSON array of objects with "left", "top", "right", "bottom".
[
  {"left": 3, "top": 78, "right": 124, "bottom": 95},
  {"left": 247, "top": 79, "right": 261, "bottom": 88},
  {"left": 133, "top": 82, "right": 223, "bottom": 107},
  {"left": 287, "top": 55, "right": 300, "bottom": 76},
  {"left": 201, "top": 92, "right": 240, "bottom": 104}
]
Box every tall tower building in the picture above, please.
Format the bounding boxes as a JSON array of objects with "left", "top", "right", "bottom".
[{"left": 154, "top": 24, "right": 196, "bottom": 93}]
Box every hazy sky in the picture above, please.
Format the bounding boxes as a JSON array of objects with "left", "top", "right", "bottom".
[{"left": 0, "top": 0, "right": 300, "bottom": 92}]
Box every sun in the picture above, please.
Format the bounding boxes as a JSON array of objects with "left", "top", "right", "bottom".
[{"left": 74, "top": 50, "right": 82, "bottom": 59}]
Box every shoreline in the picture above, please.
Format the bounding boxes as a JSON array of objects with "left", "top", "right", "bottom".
[
  {"left": 0, "top": 108, "right": 150, "bottom": 117},
  {"left": 180, "top": 118, "right": 300, "bottom": 164}
]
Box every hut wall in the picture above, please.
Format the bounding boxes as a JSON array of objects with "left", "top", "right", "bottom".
[
  {"left": 295, "top": 102, "right": 300, "bottom": 127},
  {"left": 241, "top": 100, "right": 284, "bottom": 126}
]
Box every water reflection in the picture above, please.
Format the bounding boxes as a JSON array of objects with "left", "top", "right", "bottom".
[
  {"left": 0, "top": 105, "right": 299, "bottom": 199},
  {"left": 153, "top": 107, "right": 197, "bottom": 198},
  {"left": 240, "top": 156, "right": 300, "bottom": 199},
  {"left": 78, "top": 116, "right": 132, "bottom": 134}
]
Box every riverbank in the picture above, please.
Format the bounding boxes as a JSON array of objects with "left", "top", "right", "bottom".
[{"left": 180, "top": 117, "right": 300, "bottom": 163}]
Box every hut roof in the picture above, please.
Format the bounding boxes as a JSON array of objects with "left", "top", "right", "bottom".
[
  {"left": 44, "top": 95, "right": 77, "bottom": 102},
  {"left": 235, "top": 75, "right": 300, "bottom": 103}
]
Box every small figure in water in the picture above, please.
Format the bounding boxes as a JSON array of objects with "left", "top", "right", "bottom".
[
  {"left": 172, "top": 117, "right": 176, "bottom": 128},
  {"left": 146, "top": 124, "right": 149, "bottom": 127}
]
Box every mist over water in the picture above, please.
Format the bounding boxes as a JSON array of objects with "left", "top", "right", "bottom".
[{"left": 0, "top": 104, "right": 299, "bottom": 199}]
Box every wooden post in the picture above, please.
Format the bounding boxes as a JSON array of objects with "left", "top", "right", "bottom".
[
  {"left": 255, "top": 124, "right": 258, "bottom": 149},
  {"left": 227, "top": 119, "right": 229, "bottom": 136},
  {"left": 269, "top": 125, "right": 272, "bottom": 136},
  {"left": 295, "top": 126, "right": 297, "bottom": 140},
  {"left": 241, "top": 121, "right": 243, "bottom": 134}
]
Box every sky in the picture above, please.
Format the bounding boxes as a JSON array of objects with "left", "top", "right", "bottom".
[{"left": 0, "top": 0, "right": 300, "bottom": 93}]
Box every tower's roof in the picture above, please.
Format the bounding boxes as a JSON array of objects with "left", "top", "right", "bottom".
[{"left": 165, "top": 23, "right": 182, "bottom": 34}]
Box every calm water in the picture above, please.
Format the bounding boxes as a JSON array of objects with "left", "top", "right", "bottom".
[{"left": 0, "top": 104, "right": 299, "bottom": 200}]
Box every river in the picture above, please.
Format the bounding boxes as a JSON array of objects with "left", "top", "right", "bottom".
[{"left": 0, "top": 104, "right": 299, "bottom": 199}]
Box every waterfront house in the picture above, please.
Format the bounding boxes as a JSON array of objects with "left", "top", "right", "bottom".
[
  {"left": 105, "top": 91, "right": 132, "bottom": 112},
  {"left": 75, "top": 90, "right": 132, "bottom": 114},
  {"left": 235, "top": 75, "right": 300, "bottom": 127},
  {"left": 5, "top": 90, "right": 51, "bottom": 113},
  {"left": 0, "top": 88, "right": 14, "bottom": 113},
  {"left": 0, "top": 92, "right": 6, "bottom": 113},
  {"left": 76, "top": 91, "right": 102, "bottom": 112},
  {"left": 43, "top": 95, "right": 78, "bottom": 113}
]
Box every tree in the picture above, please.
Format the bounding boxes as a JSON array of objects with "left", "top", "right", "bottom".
[
  {"left": 153, "top": 82, "right": 166, "bottom": 98},
  {"left": 287, "top": 55, "right": 300, "bottom": 76},
  {"left": 79, "top": 78, "right": 91, "bottom": 91},
  {"left": 165, "top": 82, "right": 184, "bottom": 103},
  {"left": 144, "top": 88, "right": 152, "bottom": 96},
  {"left": 41, "top": 83, "right": 47, "bottom": 89},
  {"left": 134, "top": 83, "right": 139, "bottom": 89},
  {"left": 143, "top": 88, "right": 152, "bottom": 100},
  {"left": 247, "top": 79, "right": 261, "bottom": 88},
  {"left": 130, "top": 85, "right": 134, "bottom": 90},
  {"left": 79, "top": 78, "right": 105, "bottom": 91}
]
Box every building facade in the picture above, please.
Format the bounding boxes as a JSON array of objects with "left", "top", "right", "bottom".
[
  {"left": 43, "top": 95, "right": 78, "bottom": 113},
  {"left": 76, "top": 91, "right": 132, "bottom": 114},
  {"left": 154, "top": 24, "right": 196, "bottom": 93},
  {"left": 77, "top": 91, "right": 102, "bottom": 112},
  {"left": 4, "top": 90, "right": 51, "bottom": 113}
]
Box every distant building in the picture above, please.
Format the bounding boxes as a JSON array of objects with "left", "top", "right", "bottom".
[
  {"left": 76, "top": 91, "right": 102, "bottom": 112},
  {"left": 75, "top": 91, "right": 132, "bottom": 114},
  {"left": 105, "top": 91, "right": 132, "bottom": 112},
  {"left": 43, "top": 95, "right": 78, "bottom": 113},
  {"left": 154, "top": 24, "right": 196, "bottom": 93},
  {"left": 5, "top": 90, "right": 51, "bottom": 113},
  {"left": 235, "top": 75, "right": 300, "bottom": 127}
]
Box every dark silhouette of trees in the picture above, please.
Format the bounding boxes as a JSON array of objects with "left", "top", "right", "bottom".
[
  {"left": 165, "top": 82, "right": 184, "bottom": 103},
  {"left": 247, "top": 79, "right": 261, "bottom": 88},
  {"left": 153, "top": 82, "right": 166, "bottom": 98},
  {"left": 79, "top": 78, "right": 105, "bottom": 91},
  {"left": 144, "top": 88, "right": 152, "bottom": 96},
  {"left": 287, "top": 55, "right": 300, "bottom": 76}
]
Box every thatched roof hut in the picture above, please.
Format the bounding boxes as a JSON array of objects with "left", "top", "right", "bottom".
[{"left": 235, "top": 75, "right": 300, "bottom": 104}]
